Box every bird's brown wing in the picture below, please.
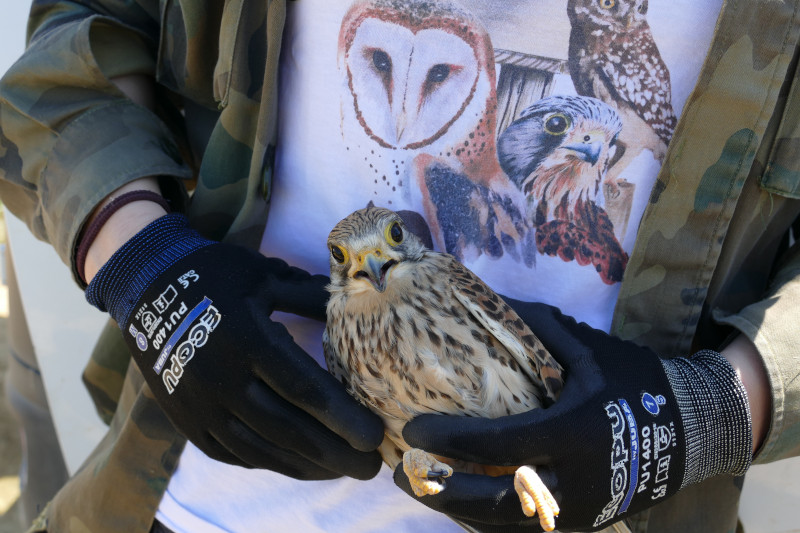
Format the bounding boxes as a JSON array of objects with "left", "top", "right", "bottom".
[
  {"left": 322, "top": 328, "right": 347, "bottom": 387},
  {"left": 444, "top": 255, "right": 564, "bottom": 403},
  {"left": 322, "top": 328, "right": 377, "bottom": 412},
  {"left": 324, "top": 328, "right": 412, "bottom": 470}
]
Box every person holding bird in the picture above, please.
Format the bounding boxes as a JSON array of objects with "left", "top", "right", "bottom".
[{"left": 0, "top": 1, "right": 796, "bottom": 532}]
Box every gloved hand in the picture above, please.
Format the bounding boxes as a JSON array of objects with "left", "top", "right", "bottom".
[
  {"left": 395, "top": 302, "right": 753, "bottom": 531},
  {"left": 87, "top": 213, "right": 384, "bottom": 480}
]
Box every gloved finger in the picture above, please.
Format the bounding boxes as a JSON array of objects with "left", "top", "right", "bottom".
[
  {"left": 456, "top": 519, "right": 547, "bottom": 533},
  {"left": 268, "top": 273, "right": 330, "bottom": 321},
  {"left": 259, "top": 256, "right": 330, "bottom": 320},
  {"left": 191, "top": 432, "right": 253, "bottom": 469},
  {"left": 252, "top": 317, "right": 385, "bottom": 453},
  {"left": 236, "top": 381, "right": 383, "bottom": 480},
  {"left": 208, "top": 420, "right": 343, "bottom": 480},
  {"left": 260, "top": 255, "right": 324, "bottom": 285},
  {"left": 392, "top": 464, "right": 544, "bottom": 528},
  {"left": 402, "top": 413, "right": 546, "bottom": 466},
  {"left": 510, "top": 300, "right": 661, "bottom": 373},
  {"left": 500, "top": 299, "right": 594, "bottom": 367},
  {"left": 402, "top": 351, "right": 602, "bottom": 465}
]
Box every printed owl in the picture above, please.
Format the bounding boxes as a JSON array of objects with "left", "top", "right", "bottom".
[
  {"left": 337, "top": 0, "right": 502, "bottom": 199},
  {"left": 567, "top": 0, "right": 676, "bottom": 176},
  {"left": 323, "top": 206, "right": 564, "bottom": 531},
  {"left": 337, "top": 0, "right": 529, "bottom": 264}
]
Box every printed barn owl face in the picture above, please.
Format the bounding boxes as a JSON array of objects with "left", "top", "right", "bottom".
[
  {"left": 344, "top": 17, "right": 480, "bottom": 149},
  {"left": 337, "top": 0, "right": 499, "bottom": 205}
]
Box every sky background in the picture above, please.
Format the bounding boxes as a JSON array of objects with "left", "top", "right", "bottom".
[{"left": 0, "top": 4, "right": 30, "bottom": 78}]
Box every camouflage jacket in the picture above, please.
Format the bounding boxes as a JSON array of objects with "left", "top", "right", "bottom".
[{"left": 1, "top": 1, "right": 799, "bottom": 532}]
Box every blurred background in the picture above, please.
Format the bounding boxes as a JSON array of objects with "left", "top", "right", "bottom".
[
  {"left": 1, "top": 6, "right": 35, "bottom": 532},
  {"left": 0, "top": 5, "right": 109, "bottom": 531}
]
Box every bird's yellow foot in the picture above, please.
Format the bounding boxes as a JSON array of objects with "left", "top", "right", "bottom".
[
  {"left": 514, "top": 465, "right": 559, "bottom": 532},
  {"left": 403, "top": 448, "right": 453, "bottom": 497}
]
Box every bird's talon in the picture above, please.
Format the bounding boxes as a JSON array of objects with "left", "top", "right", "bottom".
[
  {"left": 403, "top": 449, "right": 453, "bottom": 497},
  {"left": 514, "top": 465, "right": 559, "bottom": 532}
]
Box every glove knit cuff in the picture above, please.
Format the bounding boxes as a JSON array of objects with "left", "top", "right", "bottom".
[
  {"left": 661, "top": 350, "right": 753, "bottom": 489},
  {"left": 85, "top": 213, "right": 213, "bottom": 326}
]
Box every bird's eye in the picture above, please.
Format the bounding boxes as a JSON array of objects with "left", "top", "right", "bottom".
[
  {"left": 372, "top": 50, "right": 392, "bottom": 73},
  {"left": 544, "top": 113, "right": 571, "bottom": 136},
  {"left": 330, "top": 245, "right": 347, "bottom": 264},
  {"left": 599, "top": 0, "right": 616, "bottom": 9},
  {"left": 427, "top": 64, "right": 451, "bottom": 84},
  {"left": 385, "top": 221, "right": 404, "bottom": 245}
]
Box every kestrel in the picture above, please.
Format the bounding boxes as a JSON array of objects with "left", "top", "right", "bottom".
[
  {"left": 497, "top": 95, "right": 628, "bottom": 284},
  {"left": 323, "top": 206, "right": 564, "bottom": 531}
]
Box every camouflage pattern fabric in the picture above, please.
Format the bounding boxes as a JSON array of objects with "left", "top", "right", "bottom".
[{"left": 1, "top": 1, "right": 799, "bottom": 532}]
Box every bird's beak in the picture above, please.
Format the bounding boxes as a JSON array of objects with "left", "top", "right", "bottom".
[
  {"left": 354, "top": 251, "right": 397, "bottom": 293},
  {"left": 564, "top": 141, "right": 602, "bottom": 166}
]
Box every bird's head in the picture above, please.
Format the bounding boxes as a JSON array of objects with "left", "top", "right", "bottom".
[
  {"left": 498, "top": 95, "right": 622, "bottom": 200},
  {"left": 327, "top": 207, "right": 427, "bottom": 294}
]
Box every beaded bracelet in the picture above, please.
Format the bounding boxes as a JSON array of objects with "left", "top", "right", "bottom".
[{"left": 76, "top": 190, "right": 171, "bottom": 284}]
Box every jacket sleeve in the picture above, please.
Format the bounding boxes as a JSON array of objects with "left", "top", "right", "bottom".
[
  {"left": 716, "top": 244, "right": 800, "bottom": 464},
  {"left": 0, "top": 0, "right": 193, "bottom": 279}
]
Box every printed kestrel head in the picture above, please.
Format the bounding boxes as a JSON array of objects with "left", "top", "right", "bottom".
[
  {"left": 327, "top": 206, "right": 427, "bottom": 295},
  {"left": 498, "top": 95, "right": 622, "bottom": 219}
]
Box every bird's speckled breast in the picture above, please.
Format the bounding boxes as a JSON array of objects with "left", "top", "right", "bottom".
[{"left": 325, "top": 253, "right": 546, "bottom": 431}]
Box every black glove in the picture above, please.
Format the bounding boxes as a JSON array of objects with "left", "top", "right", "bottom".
[
  {"left": 86, "top": 213, "right": 383, "bottom": 480},
  {"left": 395, "top": 302, "right": 752, "bottom": 531}
]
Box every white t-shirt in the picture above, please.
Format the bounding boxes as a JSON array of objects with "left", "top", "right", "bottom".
[{"left": 157, "top": 1, "right": 723, "bottom": 531}]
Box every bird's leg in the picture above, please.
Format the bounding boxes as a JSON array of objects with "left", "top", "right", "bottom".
[
  {"left": 402, "top": 448, "right": 453, "bottom": 497},
  {"left": 514, "top": 465, "right": 559, "bottom": 532}
]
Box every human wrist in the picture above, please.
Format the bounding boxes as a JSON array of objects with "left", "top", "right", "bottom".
[
  {"left": 81, "top": 177, "right": 168, "bottom": 283},
  {"left": 81, "top": 193, "right": 170, "bottom": 283},
  {"left": 721, "top": 335, "right": 770, "bottom": 453},
  {"left": 660, "top": 350, "right": 752, "bottom": 488}
]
